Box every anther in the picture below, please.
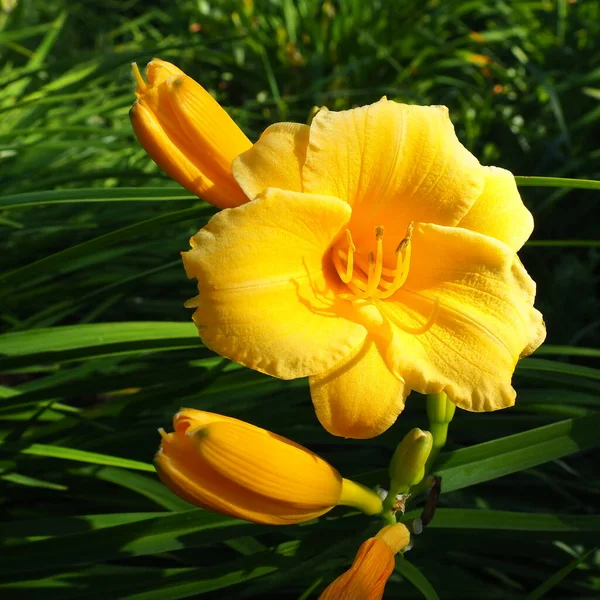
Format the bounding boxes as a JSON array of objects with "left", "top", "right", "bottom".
[{"left": 395, "top": 222, "right": 414, "bottom": 253}]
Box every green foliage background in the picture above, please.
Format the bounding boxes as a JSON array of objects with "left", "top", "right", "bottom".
[{"left": 1, "top": 0, "right": 599, "bottom": 598}]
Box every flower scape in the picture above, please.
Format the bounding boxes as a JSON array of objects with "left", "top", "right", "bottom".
[{"left": 131, "top": 59, "right": 546, "bottom": 598}]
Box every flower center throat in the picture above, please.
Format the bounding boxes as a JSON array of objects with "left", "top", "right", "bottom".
[{"left": 333, "top": 223, "right": 414, "bottom": 300}]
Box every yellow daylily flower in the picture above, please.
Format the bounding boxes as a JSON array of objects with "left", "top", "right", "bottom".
[
  {"left": 155, "top": 409, "right": 383, "bottom": 525},
  {"left": 180, "top": 94, "right": 545, "bottom": 438},
  {"left": 319, "top": 523, "right": 411, "bottom": 600},
  {"left": 130, "top": 60, "right": 545, "bottom": 438},
  {"left": 130, "top": 59, "right": 251, "bottom": 208}
]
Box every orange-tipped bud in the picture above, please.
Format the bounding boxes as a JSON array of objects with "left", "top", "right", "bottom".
[
  {"left": 130, "top": 59, "right": 252, "bottom": 209},
  {"left": 155, "top": 409, "right": 347, "bottom": 525},
  {"left": 319, "top": 523, "right": 411, "bottom": 600}
]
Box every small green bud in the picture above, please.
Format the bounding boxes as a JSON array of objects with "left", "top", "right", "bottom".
[{"left": 388, "top": 428, "right": 433, "bottom": 496}]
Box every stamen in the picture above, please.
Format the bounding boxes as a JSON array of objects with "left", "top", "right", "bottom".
[
  {"left": 364, "top": 226, "right": 385, "bottom": 297},
  {"left": 158, "top": 427, "right": 169, "bottom": 441},
  {"left": 338, "top": 229, "right": 356, "bottom": 284},
  {"left": 132, "top": 62, "right": 147, "bottom": 94},
  {"left": 397, "top": 222, "right": 414, "bottom": 253},
  {"left": 365, "top": 252, "right": 376, "bottom": 296},
  {"left": 377, "top": 222, "right": 414, "bottom": 299},
  {"left": 347, "top": 280, "right": 370, "bottom": 298},
  {"left": 333, "top": 222, "right": 414, "bottom": 300},
  {"left": 377, "top": 241, "right": 412, "bottom": 299}
]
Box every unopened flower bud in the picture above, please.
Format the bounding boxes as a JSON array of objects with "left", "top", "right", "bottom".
[
  {"left": 130, "top": 59, "right": 252, "bottom": 208},
  {"left": 388, "top": 428, "right": 433, "bottom": 496},
  {"left": 155, "top": 409, "right": 382, "bottom": 525},
  {"left": 319, "top": 523, "right": 410, "bottom": 600}
]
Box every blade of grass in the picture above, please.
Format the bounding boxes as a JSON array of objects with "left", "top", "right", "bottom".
[
  {"left": 525, "top": 548, "right": 596, "bottom": 600},
  {"left": 0, "top": 187, "right": 195, "bottom": 210},
  {"left": 0, "top": 322, "right": 203, "bottom": 371},
  {"left": 0, "top": 206, "right": 213, "bottom": 288},
  {"left": 358, "top": 412, "right": 600, "bottom": 493},
  {"left": 0, "top": 442, "right": 155, "bottom": 471},
  {"left": 396, "top": 558, "right": 440, "bottom": 600},
  {"left": 0, "top": 509, "right": 271, "bottom": 576},
  {"left": 402, "top": 509, "right": 600, "bottom": 534},
  {"left": 514, "top": 176, "right": 600, "bottom": 190}
]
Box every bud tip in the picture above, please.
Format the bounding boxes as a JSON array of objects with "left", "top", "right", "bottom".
[{"left": 132, "top": 62, "right": 148, "bottom": 96}]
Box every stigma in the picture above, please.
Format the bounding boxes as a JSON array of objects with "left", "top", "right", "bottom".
[{"left": 333, "top": 223, "right": 414, "bottom": 300}]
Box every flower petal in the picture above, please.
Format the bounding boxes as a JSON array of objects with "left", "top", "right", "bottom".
[
  {"left": 303, "top": 99, "right": 485, "bottom": 250},
  {"left": 383, "top": 223, "right": 545, "bottom": 411},
  {"left": 182, "top": 188, "right": 367, "bottom": 379},
  {"left": 319, "top": 538, "right": 395, "bottom": 600},
  {"left": 157, "top": 432, "right": 335, "bottom": 524},
  {"left": 310, "top": 337, "right": 407, "bottom": 439},
  {"left": 457, "top": 166, "right": 534, "bottom": 251},
  {"left": 197, "top": 419, "right": 342, "bottom": 507},
  {"left": 232, "top": 122, "right": 310, "bottom": 199}
]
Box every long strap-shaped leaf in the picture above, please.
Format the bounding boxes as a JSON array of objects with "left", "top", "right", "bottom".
[{"left": 358, "top": 411, "right": 600, "bottom": 492}]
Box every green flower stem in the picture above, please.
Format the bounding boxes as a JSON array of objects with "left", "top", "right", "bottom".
[
  {"left": 425, "top": 392, "right": 456, "bottom": 473},
  {"left": 380, "top": 509, "right": 397, "bottom": 526},
  {"left": 382, "top": 492, "right": 395, "bottom": 514},
  {"left": 339, "top": 478, "right": 383, "bottom": 515}
]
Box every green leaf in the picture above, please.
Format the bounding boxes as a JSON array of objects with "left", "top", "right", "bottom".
[
  {"left": 74, "top": 466, "right": 191, "bottom": 511},
  {"left": 0, "top": 509, "right": 270, "bottom": 576},
  {"left": 396, "top": 558, "right": 440, "bottom": 600},
  {"left": 402, "top": 509, "right": 600, "bottom": 534},
  {"left": 0, "top": 472, "right": 67, "bottom": 491},
  {"left": 0, "top": 187, "right": 195, "bottom": 210},
  {"left": 0, "top": 322, "right": 202, "bottom": 370},
  {"left": 0, "top": 321, "right": 197, "bottom": 356},
  {"left": 106, "top": 559, "right": 280, "bottom": 600},
  {"left": 533, "top": 346, "right": 600, "bottom": 358},
  {"left": 525, "top": 548, "right": 597, "bottom": 600},
  {"left": 358, "top": 413, "right": 600, "bottom": 493},
  {"left": 0, "top": 443, "right": 155, "bottom": 472},
  {"left": 518, "top": 358, "right": 600, "bottom": 381},
  {"left": 435, "top": 412, "right": 600, "bottom": 493},
  {"left": 514, "top": 176, "right": 600, "bottom": 190},
  {"left": 0, "top": 206, "right": 213, "bottom": 288},
  {"left": 527, "top": 240, "right": 600, "bottom": 248},
  {"left": 0, "top": 559, "right": 281, "bottom": 599},
  {"left": 0, "top": 512, "right": 165, "bottom": 539}
]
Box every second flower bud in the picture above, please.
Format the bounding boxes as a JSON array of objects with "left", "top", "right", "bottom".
[{"left": 156, "top": 409, "right": 383, "bottom": 525}]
